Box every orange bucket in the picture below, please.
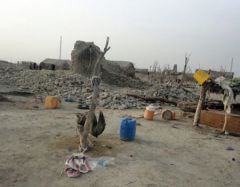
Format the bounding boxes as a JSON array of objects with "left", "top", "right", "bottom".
[{"left": 144, "top": 109, "right": 155, "bottom": 120}]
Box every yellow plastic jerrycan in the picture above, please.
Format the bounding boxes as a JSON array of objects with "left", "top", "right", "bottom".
[
  {"left": 44, "top": 96, "right": 61, "bottom": 109},
  {"left": 193, "top": 70, "right": 210, "bottom": 85}
]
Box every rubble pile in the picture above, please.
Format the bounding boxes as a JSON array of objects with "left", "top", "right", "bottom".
[
  {"left": 0, "top": 68, "right": 148, "bottom": 109},
  {"left": 152, "top": 85, "right": 198, "bottom": 102},
  {"left": 0, "top": 61, "right": 20, "bottom": 84},
  {"left": 1, "top": 69, "right": 88, "bottom": 97},
  {"left": 99, "top": 92, "right": 148, "bottom": 110},
  {"left": 0, "top": 61, "right": 199, "bottom": 110}
]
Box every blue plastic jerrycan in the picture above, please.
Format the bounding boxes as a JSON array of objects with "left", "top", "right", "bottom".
[{"left": 120, "top": 118, "right": 136, "bottom": 141}]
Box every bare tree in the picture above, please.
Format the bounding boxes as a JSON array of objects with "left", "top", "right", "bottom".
[
  {"left": 152, "top": 61, "right": 158, "bottom": 73},
  {"left": 79, "top": 37, "right": 111, "bottom": 152},
  {"left": 180, "top": 53, "right": 191, "bottom": 85},
  {"left": 90, "top": 37, "right": 111, "bottom": 110}
]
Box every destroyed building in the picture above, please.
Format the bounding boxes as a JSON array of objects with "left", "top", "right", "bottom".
[
  {"left": 71, "top": 41, "right": 140, "bottom": 87},
  {"left": 18, "top": 61, "right": 39, "bottom": 70},
  {"left": 40, "top": 58, "right": 71, "bottom": 70}
]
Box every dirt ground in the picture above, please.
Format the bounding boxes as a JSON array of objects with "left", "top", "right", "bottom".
[{"left": 0, "top": 96, "right": 240, "bottom": 187}]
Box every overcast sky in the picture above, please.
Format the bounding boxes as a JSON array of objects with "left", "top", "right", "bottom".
[{"left": 0, "top": 0, "right": 239, "bottom": 75}]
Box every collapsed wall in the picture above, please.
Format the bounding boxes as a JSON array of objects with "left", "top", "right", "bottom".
[
  {"left": 71, "top": 41, "right": 101, "bottom": 76},
  {"left": 71, "top": 41, "right": 140, "bottom": 87}
]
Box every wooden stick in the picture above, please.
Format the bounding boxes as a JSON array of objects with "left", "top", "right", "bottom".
[
  {"left": 126, "top": 93, "right": 177, "bottom": 106},
  {"left": 193, "top": 83, "right": 208, "bottom": 126}
]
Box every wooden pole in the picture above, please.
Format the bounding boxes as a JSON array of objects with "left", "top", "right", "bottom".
[
  {"left": 193, "top": 83, "right": 207, "bottom": 126},
  {"left": 214, "top": 77, "right": 234, "bottom": 133},
  {"left": 126, "top": 93, "right": 177, "bottom": 106}
]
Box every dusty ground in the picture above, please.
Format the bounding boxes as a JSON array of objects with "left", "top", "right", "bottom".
[{"left": 0, "top": 96, "right": 240, "bottom": 187}]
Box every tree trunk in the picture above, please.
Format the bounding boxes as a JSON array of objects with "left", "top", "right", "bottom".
[{"left": 180, "top": 54, "right": 190, "bottom": 86}]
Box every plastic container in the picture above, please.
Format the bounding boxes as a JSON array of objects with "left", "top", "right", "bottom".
[
  {"left": 144, "top": 106, "right": 155, "bottom": 120},
  {"left": 193, "top": 70, "right": 210, "bottom": 85},
  {"left": 120, "top": 118, "right": 136, "bottom": 141},
  {"left": 44, "top": 96, "right": 61, "bottom": 109},
  {"left": 161, "top": 109, "right": 176, "bottom": 120}
]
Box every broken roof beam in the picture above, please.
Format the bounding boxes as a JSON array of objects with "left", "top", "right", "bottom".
[{"left": 126, "top": 93, "right": 177, "bottom": 106}]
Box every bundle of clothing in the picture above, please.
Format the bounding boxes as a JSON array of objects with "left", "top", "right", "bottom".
[{"left": 65, "top": 153, "right": 92, "bottom": 178}]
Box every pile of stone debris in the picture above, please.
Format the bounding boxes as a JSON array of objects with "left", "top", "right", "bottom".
[
  {"left": 151, "top": 84, "right": 199, "bottom": 102},
  {"left": 0, "top": 67, "right": 149, "bottom": 109},
  {"left": 0, "top": 61, "right": 199, "bottom": 110}
]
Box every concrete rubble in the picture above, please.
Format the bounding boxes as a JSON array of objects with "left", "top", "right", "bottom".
[{"left": 0, "top": 60, "right": 199, "bottom": 110}]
